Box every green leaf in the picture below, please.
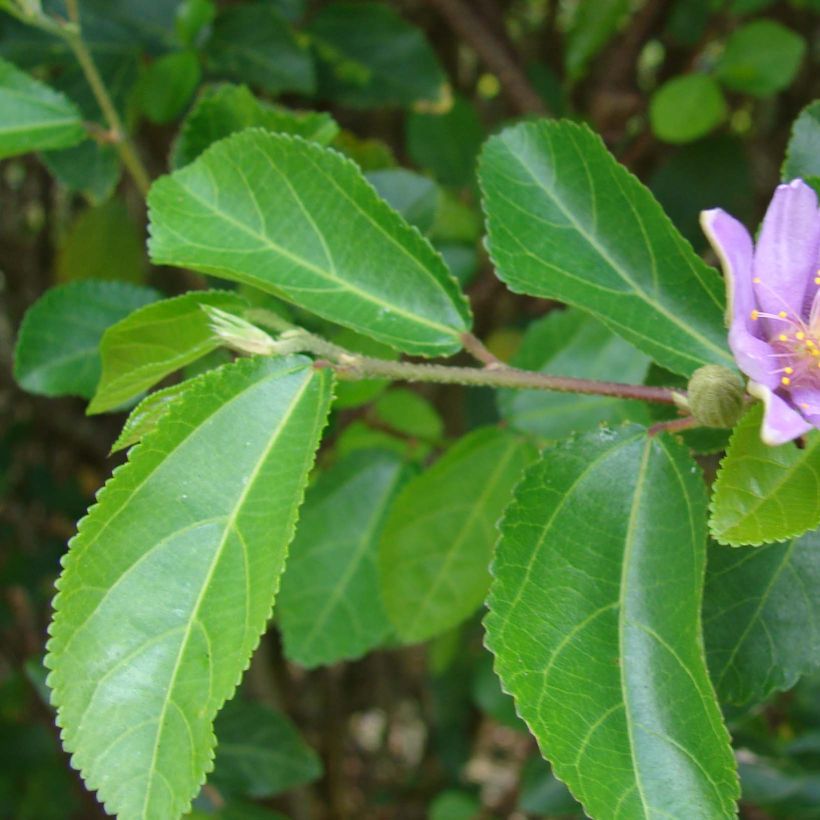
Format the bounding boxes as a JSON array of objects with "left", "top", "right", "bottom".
[
  {"left": 138, "top": 51, "right": 201, "bottom": 125},
  {"left": 715, "top": 20, "right": 806, "bottom": 97},
  {"left": 0, "top": 56, "right": 86, "bottom": 158},
  {"left": 480, "top": 120, "right": 732, "bottom": 377},
  {"left": 649, "top": 74, "right": 727, "bottom": 144},
  {"left": 518, "top": 758, "right": 584, "bottom": 817},
  {"left": 46, "top": 355, "right": 333, "bottom": 820},
  {"left": 110, "top": 382, "right": 193, "bottom": 453},
  {"left": 205, "top": 3, "right": 314, "bottom": 95},
  {"left": 148, "top": 129, "right": 471, "bottom": 356},
  {"left": 710, "top": 404, "right": 820, "bottom": 546},
  {"left": 56, "top": 199, "right": 145, "bottom": 284},
  {"left": 498, "top": 309, "right": 651, "bottom": 440},
  {"left": 782, "top": 100, "right": 820, "bottom": 183},
  {"left": 309, "top": 1, "right": 446, "bottom": 108},
  {"left": 564, "top": 0, "right": 631, "bottom": 81},
  {"left": 703, "top": 532, "right": 820, "bottom": 707},
  {"left": 171, "top": 83, "right": 338, "bottom": 169},
  {"left": 373, "top": 388, "right": 443, "bottom": 441},
  {"left": 379, "top": 428, "right": 537, "bottom": 644},
  {"left": 13, "top": 281, "right": 159, "bottom": 399},
  {"left": 485, "top": 427, "right": 738, "bottom": 818},
  {"left": 278, "top": 450, "right": 410, "bottom": 667},
  {"left": 365, "top": 169, "right": 438, "bottom": 233},
  {"left": 738, "top": 758, "right": 820, "bottom": 818},
  {"left": 41, "top": 140, "right": 121, "bottom": 205},
  {"left": 210, "top": 699, "right": 321, "bottom": 798},
  {"left": 89, "top": 290, "right": 247, "bottom": 414},
  {"left": 406, "top": 95, "right": 484, "bottom": 188}
]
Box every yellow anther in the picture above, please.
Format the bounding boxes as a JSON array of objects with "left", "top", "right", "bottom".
[
  {"left": 808, "top": 339, "right": 816, "bottom": 347},
  {"left": 782, "top": 376, "right": 792, "bottom": 386},
  {"left": 751, "top": 309, "right": 759, "bottom": 320},
  {"left": 753, "top": 277, "right": 762, "bottom": 284},
  {"left": 778, "top": 311, "right": 788, "bottom": 318},
  {"left": 785, "top": 367, "right": 794, "bottom": 374},
  {"left": 779, "top": 334, "right": 789, "bottom": 342},
  {"left": 796, "top": 332, "right": 806, "bottom": 340},
  {"left": 815, "top": 276, "right": 820, "bottom": 285},
  {"left": 802, "top": 403, "right": 810, "bottom": 410}
]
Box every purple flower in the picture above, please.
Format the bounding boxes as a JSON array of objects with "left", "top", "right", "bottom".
[{"left": 701, "top": 179, "right": 820, "bottom": 445}]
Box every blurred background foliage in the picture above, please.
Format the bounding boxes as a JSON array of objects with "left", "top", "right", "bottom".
[{"left": 1, "top": 0, "right": 819, "bottom": 817}]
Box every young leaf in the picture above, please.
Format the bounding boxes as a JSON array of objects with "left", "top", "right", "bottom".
[
  {"left": 497, "top": 309, "right": 651, "bottom": 440},
  {"left": 480, "top": 120, "right": 733, "bottom": 377},
  {"left": 171, "top": 83, "right": 339, "bottom": 169},
  {"left": 308, "top": 1, "right": 446, "bottom": 108},
  {"left": 204, "top": 3, "right": 314, "bottom": 95},
  {"left": 486, "top": 427, "right": 738, "bottom": 819},
  {"left": 148, "top": 129, "right": 471, "bottom": 356},
  {"left": 704, "top": 532, "right": 820, "bottom": 707},
  {"left": 649, "top": 74, "right": 727, "bottom": 144},
  {"left": 710, "top": 404, "right": 820, "bottom": 546},
  {"left": 782, "top": 100, "right": 820, "bottom": 182},
  {"left": 0, "top": 57, "right": 86, "bottom": 158},
  {"left": 46, "top": 355, "right": 333, "bottom": 820},
  {"left": 715, "top": 20, "right": 805, "bottom": 98},
  {"left": 210, "top": 699, "right": 322, "bottom": 798},
  {"left": 14, "top": 281, "right": 159, "bottom": 399},
  {"left": 278, "top": 449, "right": 410, "bottom": 667},
  {"left": 110, "top": 381, "right": 193, "bottom": 453},
  {"left": 379, "top": 428, "right": 537, "bottom": 644},
  {"left": 88, "top": 290, "right": 247, "bottom": 414}
]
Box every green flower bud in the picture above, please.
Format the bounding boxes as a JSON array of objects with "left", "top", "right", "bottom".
[{"left": 686, "top": 365, "right": 745, "bottom": 428}]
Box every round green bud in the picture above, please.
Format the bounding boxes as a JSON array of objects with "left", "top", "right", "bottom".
[{"left": 686, "top": 365, "right": 745, "bottom": 428}]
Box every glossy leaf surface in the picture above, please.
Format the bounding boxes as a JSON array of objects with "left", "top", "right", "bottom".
[
  {"left": 486, "top": 427, "right": 738, "bottom": 818},
  {"left": 89, "top": 290, "right": 246, "bottom": 414},
  {"left": 0, "top": 57, "right": 86, "bottom": 158},
  {"left": 704, "top": 532, "right": 820, "bottom": 706},
  {"left": 710, "top": 405, "right": 820, "bottom": 546},
  {"left": 149, "top": 130, "right": 471, "bottom": 355},
  {"left": 480, "top": 120, "right": 732, "bottom": 376},
  {"left": 649, "top": 74, "right": 727, "bottom": 144},
  {"left": 46, "top": 356, "right": 333, "bottom": 819},
  {"left": 210, "top": 700, "right": 322, "bottom": 798},
  {"left": 171, "top": 83, "right": 338, "bottom": 169},
  {"left": 279, "top": 450, "right": 409, "bottom": 667},
  {"left": 380, "top": 428, "right": 537, "bottom": 644},
  {"left": 497, "top": 309, "right": 650, "bottom": 440},
  {"left": 14, "top": 281, "right": 159, "bottom": 399}
]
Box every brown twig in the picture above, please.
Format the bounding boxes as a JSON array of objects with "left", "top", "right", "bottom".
[{"left": 422, "top": 0, "right": 549, "bottom": 116}]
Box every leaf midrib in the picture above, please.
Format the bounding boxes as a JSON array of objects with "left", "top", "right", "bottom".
[
  {"left": 493, "top": 135, "right": 732, "bottom": 366},
  {"left": 140, "top": 369, "right": 314, "bottom": 818},
  {"left": 159, "top": 146, "right": 463, "bottom": 341}
]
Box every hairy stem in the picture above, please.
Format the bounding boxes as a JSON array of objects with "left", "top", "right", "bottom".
[
  {"left": 58, "top": 0, "right": 151, "bottom": 195},
  {"left": 243, "top": 312, "right": 684, "bottom": 405}
]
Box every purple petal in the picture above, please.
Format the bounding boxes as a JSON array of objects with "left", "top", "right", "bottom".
[
  {"left": 748, "top": 381, "right": 813, "bottom": 445},
  {"left": 701, "top": 208, "right": 778, "bottom": 388},
  {"left": 785, "top": 385, "right": 820, "bottom": 427},
  {"left": 752, "top": 180, "right": 820, "bottom": 321}
]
